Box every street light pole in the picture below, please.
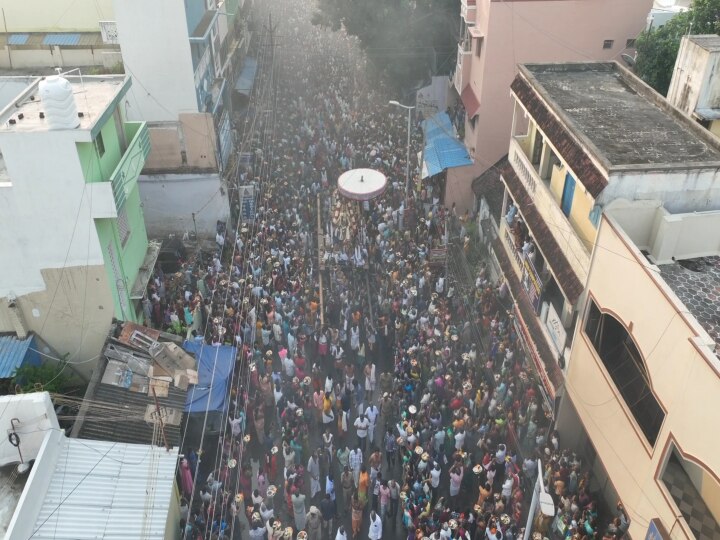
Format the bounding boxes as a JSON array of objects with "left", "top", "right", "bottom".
[{"left": 388, "top": 100, "right": 415, "bottom": 212}]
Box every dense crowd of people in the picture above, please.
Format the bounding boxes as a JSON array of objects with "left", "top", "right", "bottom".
[{"left": 140, "top": 1, "right": 632, "bottom": 540}]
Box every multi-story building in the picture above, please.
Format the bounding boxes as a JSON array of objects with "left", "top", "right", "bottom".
[
  {"left": 0, "top": 0, "right": 121, "bottom": 69},
  {"left": 114, "top": 0, "right": 254, "bottom": 237},
  {"left": 487, "top": 61, "right": 720, "bottom": 420},
  {"left": 559, "top": 202, "right": 720, "bottom": 540},
  {"left": 0, "top": 74, "right": 155, "bottom": 376},
  {"left": 667, "top": 34, "right": 720, "bottom": 138},
  {"left": 447, "top": 0, "right": 653, "bottom": 214}
]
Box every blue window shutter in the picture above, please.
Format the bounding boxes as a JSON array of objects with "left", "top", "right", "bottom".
[{"left": 589, "top": 205, "right": 602, "bottom": 228}]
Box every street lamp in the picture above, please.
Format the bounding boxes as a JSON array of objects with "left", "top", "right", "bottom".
[{"left": 388, "top": 100, "right": 415, "bottom": 211}]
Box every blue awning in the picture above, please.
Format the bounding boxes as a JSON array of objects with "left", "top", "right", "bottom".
[
  {"left": 43, "top": 33, "right": 81, "bottom": 46},
  {"left": 421, "top": 112, "right": 473, "bottom": 178},
  {"left": 8, "top": 34, "right": 29, "bottom": 45},
  {"left": 234, "top": 57, "right": 258, "bottom": 96},
  {"left": 0, "top": 334, "right": 40, "bottom": 379},
  {"left": 183, "top": 340, "right": 235, "bottom": 413}
]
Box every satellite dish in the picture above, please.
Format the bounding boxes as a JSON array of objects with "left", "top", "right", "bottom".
[{"left": 621, "top": 53, "right": 636, "bottom": 67}]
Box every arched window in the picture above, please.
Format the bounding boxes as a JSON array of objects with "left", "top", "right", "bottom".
[{"left": 584, "top": 299, "right": 664, "bottom": 446}]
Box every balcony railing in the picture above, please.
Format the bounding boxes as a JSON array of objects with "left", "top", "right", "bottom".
[
  {"left": 454, "top": 42, "right": 472, "bottom": 93},
  {"left": 111, "top": 122, "right": 150, "bottom": 209},
  {"left": 461, "top": 0, "right": 476, "bottom": 22},
  {"left": 509, "top": 137, "right": 590, "bottom": 284}
]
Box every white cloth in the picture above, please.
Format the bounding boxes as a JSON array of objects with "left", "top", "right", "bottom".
[{"left": 368, "top": 514, "right": 383, "bottom": 540}]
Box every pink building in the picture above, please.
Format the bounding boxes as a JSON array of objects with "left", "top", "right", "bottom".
[{"left": 447, "top": 0, "right": 654, "bottom": 214}]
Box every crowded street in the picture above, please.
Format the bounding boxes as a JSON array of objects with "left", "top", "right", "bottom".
[{"left": 140, "top": 1, "right": 627, "bottom": 540}]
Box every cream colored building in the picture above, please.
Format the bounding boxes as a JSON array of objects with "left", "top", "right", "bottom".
[
  {"left": 446, "top": 0, "right": 653, "bottom": 214},
  {"left": 557, "top": 202, "right": 720, "bottom": 540},
  {"left": 484, "top": 61, "right": 720, "bottom": 412},
  {"left": 667, "top": 34, "right": 720, "bottom": 138},
  {"left": 0, "top": 0, "right": 120, "bottom": 69}
]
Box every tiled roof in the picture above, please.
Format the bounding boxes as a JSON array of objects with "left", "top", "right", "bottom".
[
  {"left": 499, "top": 160, "right": 585, "bottom": 305},
  {"left": 472, "top": 155, "right": 508, "bottom": 224},
  {"left": 658, "top": 256, "right": 720, "bottom": 356},
  {"left": 510, "top": 75, "right": 608, "bottom": 198},
  {"left": 492, "top": 237, "right": 564, "bottom": 391}
]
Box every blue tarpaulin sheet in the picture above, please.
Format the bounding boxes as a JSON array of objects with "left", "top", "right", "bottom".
[
  {"left": 421, "top": 112, "right": 473, "bottom": 178},
  {"left": 0, "top": 334, "right": 40, "bottom": 378},
  {"left": 183, "top": 340, "right": 235, "bottom": 413},
  {"left": 234, "top": 57, "right": 258, "bottom": 96}
]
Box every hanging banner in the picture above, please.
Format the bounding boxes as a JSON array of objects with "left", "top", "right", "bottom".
[
  {"left": 238, "top": 185, "right": 256, "bottom": 222},
  {"left": 416, "top": 76, "right": 449, "bottom": 120}
]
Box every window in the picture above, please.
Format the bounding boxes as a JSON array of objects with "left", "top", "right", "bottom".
[
  {"left": 117, "top": 206, "right": 131, "bottom": 247},
  {"left": 95, "top": 132, "right": 105, "bottom": 157},
  {"left": 661, "top": 444, "right": 720, "bottom": 539},
  {"left": 603, "top": 40, "right": 614, "bottom": 50},
  {"left": 475, "top": 37, "right": 483, "bottom": 58},
  {"left": 625, "top": 38, "right": 636, "bottom": 48},
  {"left": 584, "top": 299, "right": 664, "bottom": 446}
]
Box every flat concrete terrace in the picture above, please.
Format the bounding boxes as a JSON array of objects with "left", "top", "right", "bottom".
[
  {"left": 658, "top": 256, "right": 720, "bottom": 357},
  {"left": 0, "top": 75, "right": 127, "bottom": 133},
  {"left": 523, "top": 62, "right": 720, "bottom": 167}
]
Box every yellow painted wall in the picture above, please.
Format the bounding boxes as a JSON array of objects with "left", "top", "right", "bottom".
[
  {"left": 710, "top": 120, "right": 720, "bottom": 139},
  {"left": 569, "top": 186, "right": 597, "bottom": 251},
  {"left": 565, "top": 216, "right": 720, "bottom": 540},
  {"left": 549, "top": 162, "right": 566, "bottom": 202},
  {"left": 0, "top": 0, "right": 113, "bottom": 32},
  {"left": 701, "top": 469, "right": 720, "bottom": 525}
]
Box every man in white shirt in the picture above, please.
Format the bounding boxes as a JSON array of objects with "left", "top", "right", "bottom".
[
  {"left": 454, "top": 428, "right": 466, "bottom": 451},
  {"left": 354, "top": 414, "right": 370, "bottom": 452},
  {"left": 368, "top": 510, "right": 383, "bottom": 540},
  {"left": 364, "top": 404, "right": 379, "bottom": 445}
]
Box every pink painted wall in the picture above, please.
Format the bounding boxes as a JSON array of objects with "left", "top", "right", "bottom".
[{"left": 449, "top": 0, "right": 654, "bottom": 210}]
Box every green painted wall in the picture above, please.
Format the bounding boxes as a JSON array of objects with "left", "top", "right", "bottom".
[
  {"left": 77, "top": 112, "right": 124, "bottom": 183},
  {"left": 95, "top": 183, "right": 148, "bottom": 323},
  {"left": 78, "top": 104, "right": 149, "bottom": 323}
]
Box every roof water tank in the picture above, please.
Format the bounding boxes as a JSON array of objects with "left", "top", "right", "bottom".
[{"left": 38, "top": 76, "right": 79, "bottom": 130}]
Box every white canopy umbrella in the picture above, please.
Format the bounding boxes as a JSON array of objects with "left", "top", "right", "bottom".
[{"left": 337, "top": 168, "right": 387, "bottom": 201}]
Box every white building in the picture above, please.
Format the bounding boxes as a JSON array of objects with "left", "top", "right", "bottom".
[
  {"left": 0, "top": 392, "right": 180, "bottom": 540},
  {"left": 0, "top": 74, "right": 155, "bottom": 376},
  {"left": 114, "top": 0, "right": 255, "bottom": 237},
  {"left": 667, "top": 34, "right": 720, "bottom": 138}
]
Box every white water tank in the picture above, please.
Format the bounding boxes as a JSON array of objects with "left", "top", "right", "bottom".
[{"left": 38, "top": 76, "right": 79, "bottom": 130}]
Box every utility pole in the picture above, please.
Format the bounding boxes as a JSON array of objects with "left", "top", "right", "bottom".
[
  {"left": 316, "top": 193, "right": 325, "bottom": 327},
  {"left": 152, "top": 386, "right": 171, "bottom": 452}
]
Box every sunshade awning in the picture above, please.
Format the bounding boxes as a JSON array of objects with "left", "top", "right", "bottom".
[
  {"left": 234, "top": 57, "right": 258, "bottom": 96},
  {"left": 421, "top": 112, "right": 473, "bottom": 178},
  {"left": 461, "top": 84, "right": 480, "bottom": 118}
]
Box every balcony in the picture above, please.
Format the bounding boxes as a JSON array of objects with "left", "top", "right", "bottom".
[
  {"left": 111, "top": 122, "right": 150, "bottom": 209},
  {"left": 461, "top": 0, "right": 476, "bottom": 23},
  {"left": 491, "top": 235, "right": 563, "bottom": 405},
  {"left": 509, "top": 136, "right": 590, "bottom": 284},
  {"left": 454, "top": 41, "right": 472, "bottom": 93}
]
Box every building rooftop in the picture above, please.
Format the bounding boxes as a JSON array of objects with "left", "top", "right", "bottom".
[
  {"left": 71, "top": 322, "right": 191, "bottom": 448},
  {"left": 520, "top": 62, "right": 720, "bottom": 168},
  {"left": 658, "top": 256, "right": 720, "bottom": 356},
  {"left": 687, "top": 34, "right": 720, "bottom": 52},
  {"left": 6, "top": 436, "right": 178, "bottom": 540},
  {"left": 0, "top": 74, "right": 128, "bottom": 133}
]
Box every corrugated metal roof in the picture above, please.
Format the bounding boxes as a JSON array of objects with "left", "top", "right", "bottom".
[
  {"left": 74, "top": 341, "right": 188, "bottom": 448},
  {"left": 7, "top": 34, "right": 29, "bottom": 45},
  {"left": 0, "top": 334, "right": 37, "bottom": 379},
  {"left": 42, "top": 33, "right": 81, "bottom": 46},
  {"left": 30, "top": 437, "right": 177, "bottom": 540}
]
